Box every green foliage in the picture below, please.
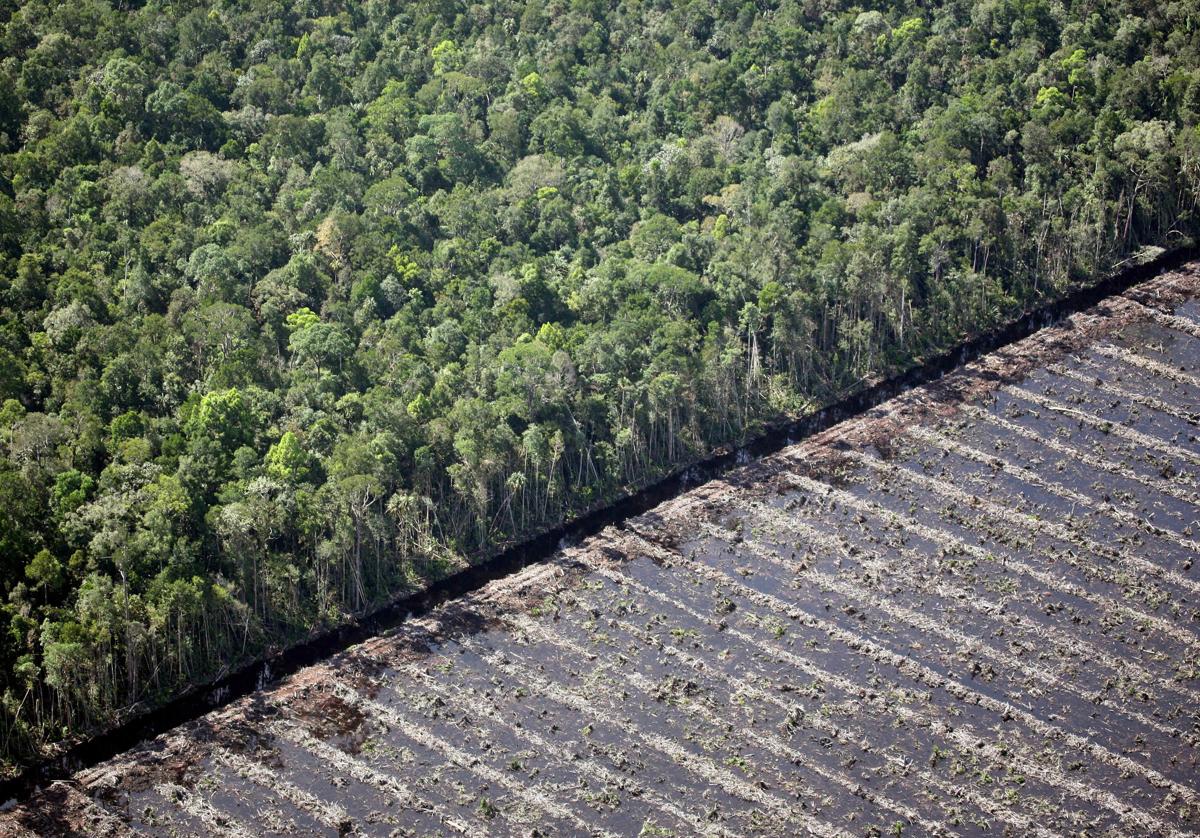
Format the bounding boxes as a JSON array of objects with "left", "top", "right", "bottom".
[
  {"left": 430, "top": 39, "right": 461, "bottom": 76},
  {"left": 25, "top": 550, "right": 63, "bottom": 598},
  {"left": 285, "top": 307, "right": 322, "bottom": 333},
  {"left": 265, "top": 431, "right": 312, "bottom": 482},
  {"left": 51, "top": 469, "right": 93, "bottom": 518},
  {"left": 189, "top": 388, "right": 254, "bottom": 448},
  {"left": 1, "top": 0, "right": 1197, "bottom": 770}
]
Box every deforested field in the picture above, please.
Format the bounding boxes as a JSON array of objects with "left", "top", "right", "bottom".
[{"left": 5, "top": 265, "right": 1200, "bottom": 837}]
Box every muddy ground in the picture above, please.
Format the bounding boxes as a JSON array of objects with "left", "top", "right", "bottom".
[{"left": 3, "top": 263, "right": 1200, "bottom": 837}]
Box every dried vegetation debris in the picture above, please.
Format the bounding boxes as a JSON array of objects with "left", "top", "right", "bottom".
[{"left": 4, "top": 263, "right": 1200, "bottom": 836}]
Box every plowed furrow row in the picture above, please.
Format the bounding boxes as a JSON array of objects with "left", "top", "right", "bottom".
[
  {"left": 745, "top": 501, "right": 1200, "bottom": 707},
  {"left": 1129, "top": 300, "right": 1200, "bottom": 340},
  {"left": 329, "top": 682, "right": 624, "bottom": 838},
  {"left": 1094, "top": 343, "right": 1200, "bottom": 392},
  {"left": 604, "top": 617, "right": 1054, "bottom": 836},
  {"left": 959, "top": 403, "right": 1200, "bottom": 505},
  {"left": 505, "top": 611, "right": 952, "bottom": 837},
  {"left": 468, "top": 644, "right": 845, "bottom": 836},
  {"left": 153, "top": 783, "right": 257, "bottom": 838},
  {"left": 271, "top": 720, "right": 485, "bottom": 837},
  {"left": 715, "top": 521, "right": 1193, "bottom": 748},
  {"left": 1006, "top": 385, "right": 1200, "bottom": 469},
  {"left": 210, "top": 746, "right": 350, "bottom": 832},
  {"left": 508, "top": 604, "right": 1069, "bottom": 837},
  {"left": 623, "top": 522, "right": 1200, "bottom": 817},
  {"left": 778, "top": 471, "right": 1200, "bottom": 652},
  {"left": 1055, "top": 363, "right": 1200, "bottom": 426},
  {"left": 843, "top": 447, "right": 1200, "bottom": 600},
  {"left": 393, "top": 665, "right": 734, "bottom": 837},
  {"left": 908, "top": 424, "right": 1200, "bottom": 557},
  {"left": 582, "top": 550, "right": 1184, "bottom": 836}
]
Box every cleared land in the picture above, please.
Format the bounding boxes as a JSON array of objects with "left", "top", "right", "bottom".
[{"left": 4, "top": 264, "right": 1200, "bottom": 837}]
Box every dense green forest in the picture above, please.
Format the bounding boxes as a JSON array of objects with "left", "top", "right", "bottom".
[{"left": 0, "top": 0, "right": 1196, "bottom": 768}]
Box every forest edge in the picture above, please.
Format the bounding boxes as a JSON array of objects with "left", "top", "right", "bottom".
[{"left": 2, "top": 239, "right": 1197, "bottom": 805}]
